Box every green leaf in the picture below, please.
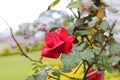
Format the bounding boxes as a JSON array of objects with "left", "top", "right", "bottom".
[
  {"left": 52, "top": 69, "right": 60, "bottom": 78},
  {"left": 94, "top": 32, "right": 106, "bottom": 43},
  {"left": 47, "top": 0, "right": 60, "bottom": 10},
  {"left": 77, "top": 43, "right": 86, "bottom": 51},
  {"left": 100, "top": 20, "right": 109, "bottom": 31},
  {"left": 75, "top": 18, "right": 85, "bottom": 26},
  {"left": 72, "top": 43, "right": 86, "bottom": 54},
  {"left": 108, "top": 38, "right": 115, "bottom": 45},
  {"left": 110, "top": 56, "right": 120, "bottom": 64},
  {"left": 102, "top": 57, "right": 113, "bottom": 73},
  {"left": 79, "top": 48, "right": 95, "bottom": 61},
  {"left": 61, "top": 53, "right": 81, "bottom": 70},
  {"left": 26, "top": 76, "right": 34, "bottom": 80},
  {"left": 67, "top": 0, "right": 82, "bottom": 8},
  {"left": 33, "top": 69, "right": 47, "bottom": 80},
  {"left": 74, "top": 28, "right": 96, "bottom": 37},
  {"left": 75, "top": 31, "right": 90, "bottom": 37},
  {"left": 109, "top": 43, "right": 120, "bottom": 55},
  {"left": 59, "top": 66, "right": 71, "bottom": 72}
]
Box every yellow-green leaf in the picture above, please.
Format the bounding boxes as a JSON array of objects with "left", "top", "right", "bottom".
[
  {"left": 67, "top": 0, "right": 82, "bottom": 8},
  {"left": 47, "top": 0, "right": 60, "bottom": 10}
]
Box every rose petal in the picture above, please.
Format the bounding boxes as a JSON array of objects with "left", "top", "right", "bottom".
[
  {"left": 63, "top": 35, "right": 74, "bottom": 54},
  {"left": 45, "top": 32, "right": 61, "bottom": 47},
  {"left": 41, "top": 46, "right": 61, "bottom": 58},
  {"left": 96, "top": 72, "right": 103, "bottom": 80},
  {"left": 50, "top": 41, "right": 64, "bottom": 52},
  {"left": 57, "top": 27, "right": 68, "bottom": 41},
  {"left": 41, "top": 41, "right": 64, "bottom": 58},
  {"left": 87, "top": 69, "right": 97, "bottom": 80}
]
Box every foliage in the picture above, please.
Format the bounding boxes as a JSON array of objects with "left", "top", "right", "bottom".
[
  {"left": 4, "top": 0, "right": 120, "bottom": 80},
  {"left": 0, "top": 52, "right": 119, "bottom": 80}
]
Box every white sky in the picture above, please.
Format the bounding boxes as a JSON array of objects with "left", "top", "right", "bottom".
[
  {"left": 0, "top": 0, "right": 68, "bottom": 33},
  {"left": 0, "top": 0, "right": 119, "bottom": 33}
]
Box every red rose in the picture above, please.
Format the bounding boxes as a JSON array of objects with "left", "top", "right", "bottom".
[
  {"left": 87, "top": 68, "right": 103, "bottom": 80},
  {"left": 41, "top": 27, "right": 74, "bottom": 58}
]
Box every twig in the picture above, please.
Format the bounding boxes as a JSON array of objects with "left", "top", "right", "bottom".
[
  {"left": 73, "top": 62, "right": 83, "bottom": 74},
  {"left": 83, "top": 61, "right": 87, "bottom": 73},
  {"left": 69, "top": 8, "right": 78, "bottom": 18},
  {"left": 109, "top": 20, "right": 117, "bottom": 36},
  {"left": 0, "top": 17, "right": 43, "bottom": 63},
  {"left": 83, "top": 61, "right": 95, "bottom": 80},
  {"left": 60, "top": 72, "right": 77, "bottom": 80},
  {"left": 99, "top": 20, "right": 117, "bottom": 54},
  {"left": 10, "top": 28, "right": 40, "bottom": 62},
  {"left": 48, "top": 74, "right": 60, "bottom": 80},
  {"left": 77, "top": 8, "right": 81, "bottom": 19}
]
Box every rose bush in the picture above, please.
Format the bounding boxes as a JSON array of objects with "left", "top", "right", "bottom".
[
  {"left": 41, "top": 27, "right": 74, "bottom": 58},
  {"left": 11, "top": 0, "right": 119, "bottom": 80}
]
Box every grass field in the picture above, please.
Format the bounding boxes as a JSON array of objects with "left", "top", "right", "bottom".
[
  {"left": 0, "top": 51, "right": 60, "bottom": 80},
  {"left": 0, "top": 51, "right": 120, "bottom": 80}
]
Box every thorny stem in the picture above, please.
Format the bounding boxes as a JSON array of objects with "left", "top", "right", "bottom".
[
  {"left": 99, "top": 20, "right": 116, "bottom": 54},
  {"left": 48, "top": 74, "right": 60, "bottom": 80},
  {"left": 73, "top": 62, "right": 83, "bottom": 74},
  {"left": 10, "top": 28, "right": 40, "bottom": 63},
  {"left": 83, "top": 61, "right": 87, "bottom": 73},
  {"left": 83, "top": 61, "right": 95, "bottom": 80},
  {"left": 77, "top": 8, "right": 81, "bottom": 19},
  {"left": 109, "top": 20, "right": 117, "bottom": 36},
  {"left": 0, "top": 17, "right": 45, "bottom": 64},
  {"left": 60, "top": 72, "right": 77, "bottom": 80},
  {"left": 69, "top": 8, "right": 78, "bottom": 18},
  {"left": 82, "top": 21, "right": 116, "bottom": 79}
]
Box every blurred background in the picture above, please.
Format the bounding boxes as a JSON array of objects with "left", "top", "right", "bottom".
[{"left": 0, "top": 0, "right": 120, "bottom": 80}]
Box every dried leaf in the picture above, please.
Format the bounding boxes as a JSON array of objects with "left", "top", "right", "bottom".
[
  {"left": 49, "top": 27, "right": 59, "bottom": 32},
  {"left": 96, "top": 9, "right": 105, "bottom": 19}
]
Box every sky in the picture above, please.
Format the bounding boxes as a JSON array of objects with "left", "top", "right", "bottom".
[
  {"left": 0, "top": 0, "right": 120, "bottom": 34},
  {"left": 0, "top": 0, "right": 68, "bottom": 33}
]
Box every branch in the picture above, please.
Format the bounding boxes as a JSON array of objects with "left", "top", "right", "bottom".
[
  {"left": 0, "top": 17, "right": 45, "bottom": 64},
  {"left": 60, "top": 72, "right": 78, "bottom": 80},
  {"left": 99, "top": 20, "right": 117, "bottom": 54},
  {"left": 69, "top": 8, "right": 78, "bottom": 18},
  {"left": 109, "top": 20, "right": 117, "bottom": 36},
  {"left": 48, "top": 74, "right": 60, "bottom": 80},
  {"left": 73, "top": 62, "right": 83, "bottom": 74},
  {"left": 83, "top": 61, "right": 95, "bottom": 80},
  {"left": 10, "top": 28, "right": 40, "bottom": 62}
]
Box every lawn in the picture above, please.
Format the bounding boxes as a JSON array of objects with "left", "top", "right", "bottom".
[
  {"left": 0, "top": 51, "right": 60, "bottom": 80},
  {"left": 0, "top": 51, "right": 119, "bottom": 80}
]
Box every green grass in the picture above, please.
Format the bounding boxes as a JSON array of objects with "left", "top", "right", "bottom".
[
  {"left": 0, "top": 51, "right": 60, "bottom": 80},
  {"left": 0, "top": 52, "right": 37, "bottom": 80},
  {"left": 0, "top": 51, "right": 120, "bottom": 80}
]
